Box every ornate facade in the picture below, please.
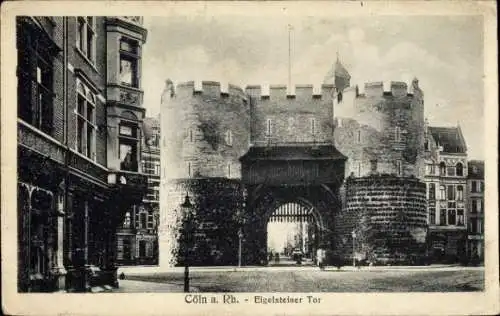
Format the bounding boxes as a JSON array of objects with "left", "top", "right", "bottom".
[{"left": 16, "top": 16, "right": 148, "bottom": 292}]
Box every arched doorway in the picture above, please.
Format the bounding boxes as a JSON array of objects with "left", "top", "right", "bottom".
[{"left": 266, "top": 201, "right": 323, "bottom": 265}]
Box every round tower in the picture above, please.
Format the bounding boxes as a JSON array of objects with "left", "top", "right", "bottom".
[{"left": 159, "top": 80, "right": 250, "bottom": 267}]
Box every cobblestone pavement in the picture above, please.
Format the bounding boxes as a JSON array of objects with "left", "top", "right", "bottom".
[{"left": 117, "top": 266, "right": 484, "bottom": 292}]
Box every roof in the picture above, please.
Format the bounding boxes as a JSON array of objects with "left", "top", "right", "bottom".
[
  {"left": 468, "top": 160, "right": 484, "bottom": 179},
  {"left": 428, "top": 126, "right": 467, "bottom": 153},
  {"left": 240, "top": 145, "right": 347, "bottom": 162}
]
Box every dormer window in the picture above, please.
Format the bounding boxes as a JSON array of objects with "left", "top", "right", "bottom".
[{"left": 119, "top": 38, "right": 139, "bottom": 87}]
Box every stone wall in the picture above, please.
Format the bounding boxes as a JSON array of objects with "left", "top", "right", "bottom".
[
  {"left": 246, "top": 84, "right": 335, "bottom": 146},
  {"left": 161, "top": 178, "right": 244, "bottom": 266},
  {"left": 334, "top": 80, "right": 425, "bottom": 180},
  {"left": 334, "top": 175, "right": 428, "bottom": 264}
]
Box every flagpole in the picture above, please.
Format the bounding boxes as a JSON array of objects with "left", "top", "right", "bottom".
[{"left": 288, "top": 24, "right": 292, "bottom": 91}]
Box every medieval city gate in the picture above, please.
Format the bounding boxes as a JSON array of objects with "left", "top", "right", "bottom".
[{"left": 240, "top": 145, "right": 346, "bottom": 265}]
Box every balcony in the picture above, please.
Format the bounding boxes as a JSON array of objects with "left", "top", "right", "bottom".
[{"left": 107, "top": 83, "right": 144, "bottom": 109}]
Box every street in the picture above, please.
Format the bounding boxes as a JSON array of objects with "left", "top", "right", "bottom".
[{"left": 117, "top": 263, "right": 484, "bottom": 292}]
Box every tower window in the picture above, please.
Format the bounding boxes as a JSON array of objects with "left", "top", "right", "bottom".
[
  {"left": 396, "top": 160, "right": 403, "bottom": 176},
  {"left": 266, "top": 118, "right": 272, "bottom": 136},
  {"left": 395, "top": 126, "right": 401, "bottom": 142},
  {"left": 225, "top": 130, "right": 233, "bottom": 146}
]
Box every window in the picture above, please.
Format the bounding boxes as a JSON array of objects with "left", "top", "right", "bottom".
[
  {"left": 76, "top": 81, "right": 96, "bottom": 159},
  {"left": 447, "top": 185, "right": 455, "bottom": 200},
  {"left": 76, "top": 17, "right": 96, "bottom": 62},
  {"left": 439, "top": 185, "right": 446, "bottom": 200},
  {"left": 469, "top": 218, "right": 478, "bottom": 234},
  {"left": 119, "top": 38, "right": 139, "bottom": 87},
  {"left": 357, "top": 130, "right": 361, "bottom": 143},
  {"left": 426, "top": 164, "right": 436, "bottom": 175},
  {"left": 225, "top": 130, "right": 233, "bottom": 146},
  {"left": 370, "top": 159, "right": 377, "bottom": 173},
  {"left": 480, "top": 181, "right": 484, "bottom": 193},
  {"left": 447, "top": 209, "right": 456, "bottom": 225},
  {"left": 189, "top": 129, "right": 194, "bottom": 142},
  {"left": 428, "top": 183, "right": 436, "bottom": 200},
  {"left": 456, "top": 163, "right": 464, "bottom": 176},
  {"left": 457, "top": 185, "right": 463, "bottom": 201},
  {"left": 17, "top": 20, "right": 56, "bottom": 134},
  {"left": 123, "top": 212, "right": 131, "bottom": 228},
  {"left": 396, "top": 160, "right": 403, "bottom": 176},
  {"left": 471, "top": 199, "right": 478, "bottom": 213},
  {"left": 395, "top": 126, "right": 401, "bottom": 142},
  {"left": 446, "top": 166, "right": 456, "bottom": 176},
  {"left": 429, "top": 207, "right": 436, "bottom": 225},
  {"left": 457, "top": 209, "right": 465, "bottom": 226},
  {"left": 140, "top": 212, "right": 147, "bottom": 229},
  {"left": 310, "top": 118, "right": 316, "bottom": 135},
  {"left": 439, "top": 162, "right": 446, "bottom": 176},
  {"left": 266, "top": 119, "right": 272, "bottom": 136},
  {"left": 471, "top": 180, "right": 477, "bottom": 193},
  {"left": 439, "top": 209, "right": 447, "bottom": 226},
  {"left": 119, "top": 122, "right": 139, "bottom": 171}
]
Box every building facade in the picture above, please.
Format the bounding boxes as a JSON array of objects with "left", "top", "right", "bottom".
[
  {"left": 467, "top": 160, "right": 484, "bottom": 263},
  {"left": 158, "top": 58, "right": 431, "bottom": 266},
  {"left": 424, "top": 125, "right": 468, "bottom": 263},
  {"left": 16, "top": 16, "right": 148, "bottom": 292},
  {"left": 116, "top": 116, "right": 160, "bottom": 265}
]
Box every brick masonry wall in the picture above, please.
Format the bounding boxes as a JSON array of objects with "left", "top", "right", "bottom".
[
  {"left": 334, "top": 175, "right": 428, "bottom": 264},
  {"left": 334, "top": 81, "right": 425, "bottom": 180}
]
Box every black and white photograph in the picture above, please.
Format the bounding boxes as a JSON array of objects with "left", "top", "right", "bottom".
[{"left": 1, "top": 1, "right": 498, "bottom": 315}]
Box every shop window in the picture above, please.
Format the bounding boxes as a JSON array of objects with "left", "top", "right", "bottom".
[
  {"left": 17, "top": 20, "right": 56, "bottom": 134},
  {"left": 456, "top": 163, "right": 464, "bottom": 176},
  {"left": 119, "top": 122, "right": 139, "bottom": 171},
  {"left": 76, "top": 81, "right": 96, "bottom": 159},
  {"left": 119, "top": 38, "right": 139, "bottom": 87},
  {"left": 76, "top": 17, "right": 96, "bottom": 62}
]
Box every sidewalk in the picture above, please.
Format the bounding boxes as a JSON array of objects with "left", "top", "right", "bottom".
[{"left": 113, "top": 279, "right": 199, "bottom": 293}]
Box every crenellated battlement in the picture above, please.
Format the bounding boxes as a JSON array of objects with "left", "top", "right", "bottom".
[
  {"left": 357, "top": 81, "right": 418, "bottom": 98},
  {"left": 245, "top": 84, "right": 334, "bottom": 100},
  {"left": 173, "top": 80, "right": 247, "bottom": 100}
]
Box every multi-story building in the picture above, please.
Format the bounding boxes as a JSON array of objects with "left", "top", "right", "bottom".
[
  {"left": 116, "top": 116, "right": 160, "bottom": 265},
  {"left": 467, "top": 160, "right": 484, "bottom": 263},
  {"left": 424, "top": 124, "right": 468, "bottom": 263},
  {"left": 16, "top": 16, "right": 148, "bottom": 292}
]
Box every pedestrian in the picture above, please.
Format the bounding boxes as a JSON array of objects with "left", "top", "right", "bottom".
[
  {"left": 274, "top": 252, "right": 280, "bottom": 264},
  {"left": 316, "top": 248, "right": 325, "bottom": 270},
  {"left": 268, "top": 251, "right": 273, "bottom": 264}
]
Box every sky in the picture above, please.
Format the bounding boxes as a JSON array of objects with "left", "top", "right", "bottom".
[{"left": 141, "top": 14, "right": 484, "bottom": 159}]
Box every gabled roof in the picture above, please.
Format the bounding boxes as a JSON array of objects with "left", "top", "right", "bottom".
[
  {"left": 428, "top": 126, "right": 467, "bottom": 154},
  {"left": 468, "top": 160, "right": 484, "bottom": 179}
]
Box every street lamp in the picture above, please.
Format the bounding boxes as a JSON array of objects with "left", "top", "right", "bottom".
[
  {"left": 351, "top": 230, "right": 356, "bottom": 268},
  {"left": 180, "top": 194, "right": 193, "bottom": 293}
]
